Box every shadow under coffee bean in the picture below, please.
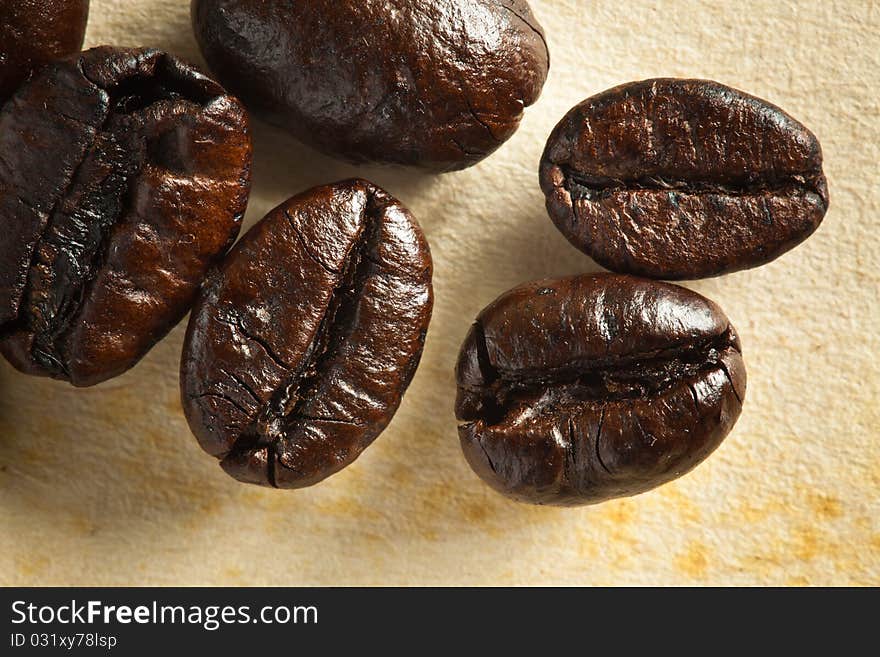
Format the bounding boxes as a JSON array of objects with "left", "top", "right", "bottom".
[
  {"left": 540, "top": 78, "right": 828, "bottom": 279},
  {"left": 181, "top": 179, "right": 434, "bottom": 488},
  {"left": 455, "top": 274, "right": 746, "bottom": 506},
  {"left": 0, "top": 46, "right": 252, "bottom": 386}
]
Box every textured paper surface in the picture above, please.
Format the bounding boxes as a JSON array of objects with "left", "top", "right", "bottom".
[{"left": 1, "top": 0, "right": 877, "bottom": 586}]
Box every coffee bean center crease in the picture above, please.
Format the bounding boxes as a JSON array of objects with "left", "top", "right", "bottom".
[
  {"left": 3, "top": 52, "right": 225, "bottom": 376},
  {"left": 461, "top": 323, "right": 742, "bottom": 428},
  {"left": 561, "top": 167, "right": 827, "bottom": 204},
  {"left": 216, "top": 193, "right": 388, "bottom": 487}
]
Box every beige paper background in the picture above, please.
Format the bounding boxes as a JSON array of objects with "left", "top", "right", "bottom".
[{"left": 1, "top": 0, "right": 878, "bottom": 586}]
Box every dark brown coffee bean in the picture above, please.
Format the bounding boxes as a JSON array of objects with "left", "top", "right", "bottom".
[
  {"left": 0, "top": 0, "right": 90, "bottom": 102},
  {"left": 540, "top": 79, "right": 828, "bottom": 279},
  {"left": 191, "top": 0, "right": 549, "bottom": 171},
  {"left": 0, "top": 46, "right": 252, "bottom": 386},
  {"left": 455, "top": 274, "right": 746, "bottom": 506},
  {"left": 181, "top": 179, "right": 434, "bottom": 488}
]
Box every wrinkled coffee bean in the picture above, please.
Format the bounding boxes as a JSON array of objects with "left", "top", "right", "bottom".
[
  {"left": 540, "top": 79, "right": 828, "bottom": 279},
  {"left": 0, "top": 46, "right": 252, "bottom": 386},
  {"left": 181, "top": 179, "right": 434, "bottom": 488},
  {"left": 191, "top": 0, "right": 549, "bottom": 171},
  {"left": 0, "top": 0, "right": 90, "bottom": 102},
  {"left": 455, "top": 274, "right": 746, "bottom": 506}
]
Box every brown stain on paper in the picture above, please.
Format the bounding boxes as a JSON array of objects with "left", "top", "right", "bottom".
[
  {"left": 16, "top": 554, "right": 49, "bottom": 579},
  {"left": 807, "top": 493, "right": 843, "bottom": 520},
  {"left": 675, "top": 542, "right": 710, "bottom": 579},
  {"left": 588, "top": 499, "right": 639, "bottom": 569}
]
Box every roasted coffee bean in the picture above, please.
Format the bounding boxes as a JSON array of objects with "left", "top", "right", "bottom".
[
  {"left": 181, "top": 180, "right": 434, "bottom": 488},
  {"left": 191, "top": 0, "right": 549, "bottom": 171},
  {"left": 540, "top": 79, "right": 828, "bottom": 279},
  {"left": 0, "top": 46, "right": 252, "bottom": 386},
  {"left": 455, "top": 274, "right": 746, "bottom": 506},
  {"left": 0, "top": 0, "right": 90, "bottom": 102}
]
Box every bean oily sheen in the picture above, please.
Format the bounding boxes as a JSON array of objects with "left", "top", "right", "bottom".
[
  {"left": 181, "top": 179, "right": 434, "bottom": 488},
  {"left": 191, "top": 0, "right": 549, "bottom": 171},
  {"left": 0, "top": 46, "right": 252, "bottom": 386},
  {"left": 540, "top": 79, "right": 828, "bottom": 279},
  {"left": 0, "top": 0, "right": 90, "bottom": 102},
  {"left": 455, "top": 274, "right": 746, "bottom": 506}
]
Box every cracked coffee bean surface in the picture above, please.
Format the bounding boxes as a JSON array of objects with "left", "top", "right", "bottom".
[
  {"left": 191, "top": 0, "right": 549, "bottom": 171},
  {"left": 455, "top": 274, "right": 746, "bottom": 506},
  {"left": 0, "top": 46, "right": 252, "bottom": 386},
  {"left": 540, "top": 78, "right": 828, "bottom": 279},
  {"left": 0, "top": 0, "right": 90, "bottom": 103},
  {"left": 181, "top": 179, "right": 434, "bottom": 488}
]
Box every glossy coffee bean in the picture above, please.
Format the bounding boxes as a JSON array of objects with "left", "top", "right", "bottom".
[
  {"left": 191, "top": 0, "right": 549, "bottom": 171},
  {"left": 455, "top": 274, "right": 746, "bottom": 506},
  {"left": 181, "top": 180, "right": 434, "bottom": 488},
  {"left": 0, "top": 46, "right": 252, "bottom": 386},
  {"left": 0, "top": 0, "right": 90, "bottom": 102},
  {"left": 540, "top": 79, "right": 828, "bottom": 279}
]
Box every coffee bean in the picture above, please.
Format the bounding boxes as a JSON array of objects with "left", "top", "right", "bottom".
[
  {"left": 455, "top": 274, "right": 746, "bottom": 506},
  {"left": 540, "top": 79, "right": 828, "bottom": 279},
  {"left": 181, "top": 179, "right": 434, "bottom": 488},
  {"left": 191, "top": 0, "right": 549, "bottom": 171},
  {"left": 0, "top": 46, "right": 252, "bottom": 386},
  {"left": 0, "top": 0, "right": 90, "bottom": 102}
]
